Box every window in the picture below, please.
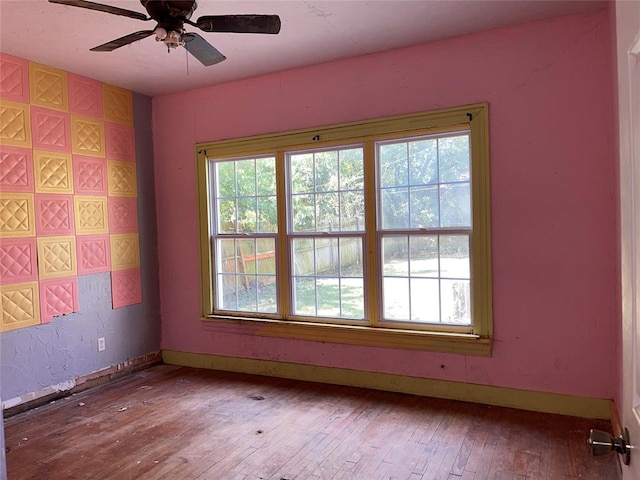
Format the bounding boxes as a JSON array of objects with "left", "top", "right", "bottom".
[{"left": 197, "top": 104, "right": 492, "bottom": 355}]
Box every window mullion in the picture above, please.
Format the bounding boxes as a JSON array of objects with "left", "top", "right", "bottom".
[
  {"left": 276, "top": 150, "right": 290, "bottom": 318},
  {"left": 363, "top": 139, "right": 379, "bottom": 327}
]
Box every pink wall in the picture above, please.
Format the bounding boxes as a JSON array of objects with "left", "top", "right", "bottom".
[{"left": 152, "top": 9, "right": 617, "bottom": 399}]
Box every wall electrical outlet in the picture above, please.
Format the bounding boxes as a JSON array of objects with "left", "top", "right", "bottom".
[{"left": 98, "top": 337, "right": 106, "bottom": 352}]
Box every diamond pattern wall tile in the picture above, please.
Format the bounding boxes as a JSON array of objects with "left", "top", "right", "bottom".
[
  {"left": 37, "top": 235, "right": 77, "bottom": 279},
  {"left": 71, "top": 114, "right": 105, "bottom": 158},
  {"left": 72, "top": 155, "right": 107, "bottom": 195},
  {"left": 35, "top": 194, "right": 75, "bottom": 236},
  {"left": 0, "top": 54, "right": 29, "bottom": 103},
  {"left": 77, "top": 234, "right": 111, "bottom": 275},
  {"left": 110, "top": 233, "right": 139, "bottom": 271},
  {"left": 0, "top": 193, "right": 35, "bottom": 238},
  {"left": 0, "top": 100, "right": 31, "bottom": 148},
  {"left": 30, "top": 106, "right": 71, "bottom": 153},
  {"left": 1, "top": 281, "right": 40, "bottom": 332},
  {"left": 103, "top": 84, "right": 132, "bottom": 125},
  {"left": 74, "top": 196, "right": 108, "bottom": 235},
  {"left": 111, "top": 268, "right": 141, "bottom": 308},
  {"left": 68, "top": 73, "right": 103, "bottom": 119},
  {"left": 105, "top": 122, "right": 135, "bottom": 161},
  {"left": 108, "top": 197, "right": 138, "bottom": 234},
  {"left": 29, "top": 62, "right": 68, "bottom": 112},
  {"left": 0, "top": 238, "right": 37, "bottom": 285},
  {"left": 39, "top": 277, "right": 79, "bottom": 323},
  {"left": 34, "top": 150, "right": 73, "bottom": 194},
  {"left": 107, "top": 160, "right": 137, "bottom": 197},
  {"left": 0, "top": 146, "right": 33, "bottom": 192}
]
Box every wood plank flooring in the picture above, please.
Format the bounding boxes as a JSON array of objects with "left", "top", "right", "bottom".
[{"left": 4, "top": 365, "right": 619, "bottom": 480}]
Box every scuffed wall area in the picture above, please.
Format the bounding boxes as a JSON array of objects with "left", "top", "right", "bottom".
[{"left": 0, "top": 92, "right": 160, "bottom": 405}]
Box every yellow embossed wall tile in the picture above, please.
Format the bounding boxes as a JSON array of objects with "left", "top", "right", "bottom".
[
  {"left": 103, "top": 84, "right": 132, "bottom": 125},
  {"left": 1, "top": 281, "right": 40, "bottom": 332},
  {"left": 71, "top": 114, "right": 105, "bottom": 158},
  {"left": 37, "top": 235, "right": 77, "bottom": 279},
  {"left": 74, "top": 195, "right": 108, "bottom": 235},
  {"left": 29, "top": 62, "right": 68, "bottom": 112},
  {"left": 34, "top": 150, "right": 73, "bottom": 194},
  {"left": 107, "top": 160, "right": 137, "bottom": 197},
  {"left": 0, "top": 100, "right": 32, "bottom": 148},
  {"left": 0, "top": 192, "right": 35, "bottom": 238},
  {"left": 110, "top": 233, "right": 140, "bottom": 271}
]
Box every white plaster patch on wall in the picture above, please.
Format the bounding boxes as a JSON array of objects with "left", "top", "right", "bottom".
[{"left": 2, "top": 378, "right": 76, "bottom": 409}]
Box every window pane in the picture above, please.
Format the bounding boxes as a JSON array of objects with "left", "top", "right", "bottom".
[
  {"left": 409, "top": 185, "right": 439, "bottom": 228},
  {"left": 381, "top": 188, "right": 409, "bottom": 229},
  {"left": 439, "top": 135, "right": 470, "bottom": 183},
  {"left": 291, "top": 153, "right": 314, "bottom": 194},
  {"left": 316, "top": 192, "right": 339, "bottom": 232},
  {"left": 292, "top": 194, "right": 315, "bottom": 232},
  {"left": 383, "top": 277, "right": 410, "bottom": 320},
  {"left": 215, "top": 238, "right": 278, "bottom": 313},
  {"left": 315, "top": 151, "right": 338, "bottom": 192},
  {"left": 409, "top": 139, "right": 437, "bottom": 185},
  {"left": 440, "top": 235, "right": 470, "bottom": 279},
  {"left": 289, "top": 147, "right": 364, "bottom": 234},
  {"left": 341, "top": 278, "right": 364, "bottom": 319},
  {"left": 257, "top": 196, "right": 277, "bottom": 233},
  {"left": 216, "top": 161, "right": 235, "bottom": 197},
  {"left": 380, "top": 143, "right": 408, "bottom": 187},
  {"left": 291, "top": 236, "right": 364, "bottom": 319},
  {"left": 237, "top": 197, "right": 257, "bottom": 233},
  {"left": 410, "top": 278, "right": 440, "bottom": 323},
  {"left": 294, "top": 277, "right": 315, "bottom": 315},
  {"left": 409, "top": 236, "right": 438, "bottom": 277},
  {"left": 256, "top": 158, "right": 276, "bottom": 195},
  {"left": 441, "top": 279, "right": 471, "bottom": 324},
  {"left": 382, "top": 236, "right": 408, "bottom": 276},
  {"left": 236, "top": 159, "right": 256, "bottom": 196},
  {"left": 440, "top": 183, "right": 471, "bottom": 227},
  {"left": 293, "top": 238, "right": 315, "bottom": 275},
  {"left": 218, "top": 198, "right": 236, "bottom": 233}
]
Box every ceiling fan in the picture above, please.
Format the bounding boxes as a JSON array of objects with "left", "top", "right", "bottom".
[{"left": 48, "top": 0, "right": 281, "bottom": 66}]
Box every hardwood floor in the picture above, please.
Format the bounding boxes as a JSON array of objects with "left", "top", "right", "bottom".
[{"left": 4, "top": 365, "right": 619, "bottom": 480}]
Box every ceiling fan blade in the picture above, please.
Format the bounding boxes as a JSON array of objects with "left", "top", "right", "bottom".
[
  {"left": 195, "top": 15, "right": 281, "bottom": 34},
  {"left": 183, "top": 33, "right": 226, "bottom": 66},
  {"left": 48, "top": 0, "right": 149, "bottom": 21},
  {"left": 90, "top": 30, "right": 155, "bottom": 52}
]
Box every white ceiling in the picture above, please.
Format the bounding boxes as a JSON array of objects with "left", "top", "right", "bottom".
[{"left": 0, "top": 0, "right": 606, "bottom": 97}]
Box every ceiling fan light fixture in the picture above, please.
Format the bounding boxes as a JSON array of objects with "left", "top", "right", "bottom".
[{"left": 155, "top": 27, "right": 168, "bottom": 40}]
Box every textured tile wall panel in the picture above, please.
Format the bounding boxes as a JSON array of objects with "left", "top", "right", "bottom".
[
  {"left": 0, "top": 192, "right": 35, "bottom": 238},
  {"left": 110, "top": 233, "right": 139, "bottom": 271},
  {"left": 0, "top": 237, "right": 37, "bottom": 285},
  {"left": 0, "top": 54, "right": 29, "bottom": 103},
  {"left": 103, "top": 84, "right": 132, "bottom": 125},
  {"left": 72, "top": 155, "right": 107, "bottom": 195},
  {"left": 30, "top": 106, "right": 71, "bottom": 153},
  {"left": 77, "top": 234, "right": 111, "bottom": 275},
  {"left": 111, "top": 268, "right": 141, "bottom": 308},
  {"left": 0, "top": 99, "right": 32, "bottom": 148},
  {"left": 1, "top": 281, "right": 40, "bottom": 332},
  {"left": 37, "top": 235, "right": 77, "bottom": 279},
  {"left": 105, "top": 122, "right": 135, "bottom": 161},
  {"left": 68, "top": 74, "right": 103, "bottom": 119},
  {"left": 108, "top": 197, "right": 138, "bottom": 234},
  {"left": 71, "top": 114, "right": 105, "bottom": 158},
  {"left": 35, "top": 194, "right": 75, "bottom": 236},
  {"left": 33, "top": 150, "right": 73, "bottom": 194},
  {"left": 74, "top": 196, "right": 108, "bottom": 235},
  {"left": 39, "top": 277, "right": 79, "bottom": 323},
  {"left": 29, "top": 62, "right": 68, "bottom": 112},
  {"left": 0, "top": 146, "right": 33, "bottom": 192},
  {"left": 107, "top": 160, "right": 137, "bottom": 197}
]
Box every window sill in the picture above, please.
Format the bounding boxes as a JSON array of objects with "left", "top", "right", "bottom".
[{"left": 201, "top": 316, "right": 492, "bottom": 356}]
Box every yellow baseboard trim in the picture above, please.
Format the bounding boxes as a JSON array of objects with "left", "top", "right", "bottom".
[{"left": 162, "top": 350, "right": 612, "bottom": 420}]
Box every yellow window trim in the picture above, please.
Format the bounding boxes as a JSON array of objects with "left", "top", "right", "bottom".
[{"left": 196, "top": 103, "right": 493, "bottom": 356}]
